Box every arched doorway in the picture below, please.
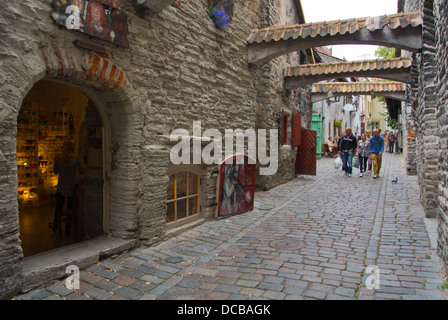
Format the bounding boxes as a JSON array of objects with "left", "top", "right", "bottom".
[
  {"left": 17, "top": 80, "right": 107, "bottom": 257},
  {"left": 0, "top": 49, "right": 148, "bottom": 298}
]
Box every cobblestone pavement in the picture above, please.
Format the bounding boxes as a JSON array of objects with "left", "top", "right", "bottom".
[{"left": 14, "top": 154, "right": 448, "bottom": 300}]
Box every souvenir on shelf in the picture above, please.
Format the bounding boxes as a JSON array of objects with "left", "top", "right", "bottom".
[{"left": 16, "top": 101, "right": 73, "bottom": 208}]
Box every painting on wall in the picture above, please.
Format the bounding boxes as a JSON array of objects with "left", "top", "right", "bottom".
[
  {"left": 52, "top": 0, "right": 129, "bottom": 48},
  {"left": 217, "top": 155, "right": 256, "bottom": 218}
]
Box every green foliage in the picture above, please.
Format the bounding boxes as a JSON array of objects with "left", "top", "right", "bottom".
[
  {"left": 438, "top": 281, "right": 448, "bottom": 293},
  {"left": 374, "top": 96, "right": 386, "bottom": 103},
  {"left": 379, "top": 110, "right": 399, "bottom": 130},
  {"left": 373, "top": 46, "right": 398, "bottom": 130},
  {"left": 334, "top": 121, "right": 342, "bottom": 128},
  {"left": 374, "top": 46, "right": 396, "bottom": 59}
]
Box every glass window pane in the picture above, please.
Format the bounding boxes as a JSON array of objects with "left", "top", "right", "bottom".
[
  {"left": 188, "top": 173, "right": 198, "bottom": 195},
  {"left": 176, "top": 172, "right": 187, "bottom": 198},
  {"left": 167, "top": 202, "right": 176, "bottom": 223},
  {"left": 167, "top": 175, "right": 175, "bottom": 200},
  {"left": 188, "top": 196, "right": 199, "bottom": 216},
  {"left": 177, "top": 198, "right": 187, "bottom": 220}
]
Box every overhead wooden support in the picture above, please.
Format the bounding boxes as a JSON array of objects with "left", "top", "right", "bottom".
[
  {"left": 285, "top": 57, "right": 412, "bottom": 89},
  {"left": 247, "top": 12, "right": 422, "bottom": 65},
  {"left": 291, "top": 0, "right": 315, "bottom": 64},
  {"left": 311, "top": 81, "right": 406, "bottom": 103}
]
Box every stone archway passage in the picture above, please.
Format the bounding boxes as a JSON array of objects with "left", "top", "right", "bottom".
[
  {"left": 311, "top": 81, "right": 406, "bottom": 103},
  {"left": 285, "top": 57, "right": 412, "bottom": 89},
  {"left": 248, "top": 11, "right": 422, "bottom": 65}
]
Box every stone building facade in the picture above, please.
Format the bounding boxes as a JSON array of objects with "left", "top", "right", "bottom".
[
  {"left": 0, "top": 0, "right": 311, "bottom": 298},
  {"left": 401, "top": 0, "right": 448, "bottom": 270}
]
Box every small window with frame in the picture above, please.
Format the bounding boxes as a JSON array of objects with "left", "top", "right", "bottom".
[{"left": 166, "top": 171, "right": 200, "bottom": 225}]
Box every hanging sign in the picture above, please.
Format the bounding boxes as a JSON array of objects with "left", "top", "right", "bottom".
[{"left": 51, "top": 0, "right": 129, "bottom": 48}]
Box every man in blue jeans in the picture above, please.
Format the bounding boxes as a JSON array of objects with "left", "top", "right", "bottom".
[{"left": 338, "top": 128, "right": 358, "bottom": 177}]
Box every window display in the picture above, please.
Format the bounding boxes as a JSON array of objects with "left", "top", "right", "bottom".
[{"left": 16, "top": 101, "right": 73, "bottom": 208}]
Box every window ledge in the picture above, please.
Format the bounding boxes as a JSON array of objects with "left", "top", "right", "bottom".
[{"left": 166, "top": 217, "right": 205, "bottom": 237}]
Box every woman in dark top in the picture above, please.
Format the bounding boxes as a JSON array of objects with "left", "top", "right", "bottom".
[{"left": 49, "top": 140, "right": 84, "bottom": 234}]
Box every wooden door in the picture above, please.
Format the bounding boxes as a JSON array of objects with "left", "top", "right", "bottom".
[
  {"left": 311, "top": 114, "right": 322, "bottom": 159},
  {"left": 295, "top": 129, "right": 317, "bottom": 176}
]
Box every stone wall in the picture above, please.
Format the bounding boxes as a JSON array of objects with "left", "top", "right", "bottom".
[
  {"left": 434, "top": 0, "right": 448, "bottom": 271},
  {"left": 404, "top": 0, "right": 438, "bottom": 218},
  {"left": 0, "top": 0, "right": 305, "bottom": 297},
  {"left": 404, "top": 0, "right": 448, "bottom": 270},
  {"left": 402, "top": 81, "right": 418, "bottom": 175},
  {"left": 416, "top": 0, "right": 438, "bottom": 218},
  {"left": 253, "top": 0, "right": 309, "bottom": 190},
  {"left": 402, "top": 0, "right": 420, "bottom": 177}
]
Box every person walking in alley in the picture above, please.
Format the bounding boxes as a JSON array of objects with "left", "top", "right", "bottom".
[
  {"left": 357, "top": 133, "right": 369, "bottom": 177},
  {"left": 369, "top": 129, "right": 384, "bottom": 179},
  {"left": 384, "top": 131, "right": 390, "bottom": 152},
  {"left": 366, "top": 130, "right": 372, "bottom": 171},
  {"left": 338, "top": 128, "right": 358, "bottom": 177},
  {"left": 388, "top": 131, "right": 395, "bottom": 153}
]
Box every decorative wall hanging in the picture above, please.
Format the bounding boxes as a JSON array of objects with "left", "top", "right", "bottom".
[
  {"left": 52, "top": 0, "right": 129, "bottom": 48},
  {"left": 217, "top": 155, "right": 256, "bottom": 218}
]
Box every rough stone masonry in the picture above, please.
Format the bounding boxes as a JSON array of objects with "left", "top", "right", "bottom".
[{"left": 402, "top": 0, "right": 448, "bottom": 271}]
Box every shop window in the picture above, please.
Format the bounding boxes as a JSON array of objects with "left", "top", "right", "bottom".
[{"left": 166, "top": 171, "right": 200, "bottom": 224}]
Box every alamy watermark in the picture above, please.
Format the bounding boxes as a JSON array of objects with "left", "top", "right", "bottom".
[
  {"left": 170, "top": 121, "right": 279, "bottom": 176},
  {"left": 65, "top": 5, "right": 82, "bottom": 30},
  {"left": 364, "top": 265, "right": 380, "bottom": 290},
  {"left": 65, "top": 265, "right": 80, "bottom": 291}
]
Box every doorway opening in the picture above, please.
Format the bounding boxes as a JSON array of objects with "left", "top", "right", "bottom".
[{"left": 17, "top": 80, "right": 106, "bottom": 257}]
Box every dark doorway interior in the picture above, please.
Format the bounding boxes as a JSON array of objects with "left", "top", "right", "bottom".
[{"left": 17, "top": 80, "right": 105, "bottom": 257}]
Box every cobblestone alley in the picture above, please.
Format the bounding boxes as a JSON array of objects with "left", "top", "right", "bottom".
[{"left": 14, "top": 153, "right": 448, "bottom": 300}]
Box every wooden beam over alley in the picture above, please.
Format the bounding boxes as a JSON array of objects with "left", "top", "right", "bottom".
[
  {"left": 285, "top": 57, "right": 412, "bottom": 89},
  {"left": 248, "top": 11, "right": 423, "bottom": 65}
]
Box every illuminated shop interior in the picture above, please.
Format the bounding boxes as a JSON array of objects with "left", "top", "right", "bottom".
[{"left": 17, "top": 80, "right": 104, "bottom": 257}]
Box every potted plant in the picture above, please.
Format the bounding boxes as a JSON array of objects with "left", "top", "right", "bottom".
[
  {"left": 334, "top": 120, "right": 342, "bottom": 128},
  {"left": 207, "top": 2, "right": 231, "bottom": 29}
]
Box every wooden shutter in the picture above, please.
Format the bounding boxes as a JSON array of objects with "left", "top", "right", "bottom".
[
  {"left": 291, "top": 113, "right": 302, "bottom": 147},
  {"left": 281, "top": 109, "right": 287, "bottom": 145}
]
